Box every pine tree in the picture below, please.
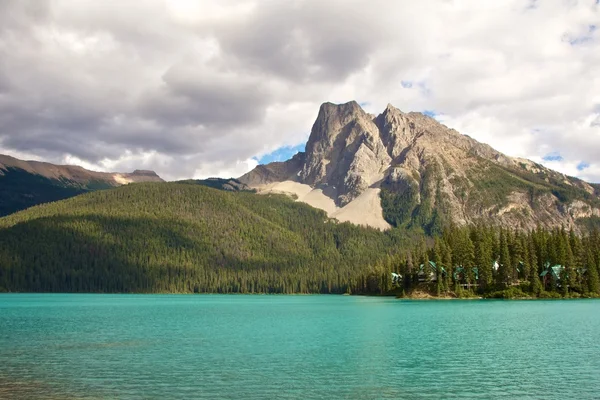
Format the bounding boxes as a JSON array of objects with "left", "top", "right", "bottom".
[
  {"left": 588, "top": 263, "right": 600, "bottom": 295},
  {"left": 498, "top": 230, "right": 511, "bottom": 288},
  {"left": 508, "top": 230, "right": 522, "bottom": 282},
  {"left": 433, "top": 238, "right": 443, "bottom": 295},
  {"left": 475, "top": 230, "right": 493, "bottom": 290},
  {"left": 405, "top": 253, "right": 415, "bottom": 289}
]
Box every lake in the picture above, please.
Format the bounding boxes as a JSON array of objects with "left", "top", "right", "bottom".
[{"left": 0, "top": 294, "right": 599, "bottom": 399}]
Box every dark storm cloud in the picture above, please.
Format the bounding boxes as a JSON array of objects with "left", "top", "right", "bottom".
[
  {"left": 213, "top": 0, "right": 381, "bottom": 82},
  {"left": 138, "top": 64, "right": 270, "bottom": 129}
]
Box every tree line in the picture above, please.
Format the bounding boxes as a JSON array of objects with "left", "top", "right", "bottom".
[{"left": 364, "top": 224, "right": 600, "bottom": 298}]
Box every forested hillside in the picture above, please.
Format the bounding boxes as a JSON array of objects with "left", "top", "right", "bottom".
[
  {"left": 1, "top": 182, "right": 598, "bottom": 297},
  {"left": 0, "top": 183, "right": 413, "bottom": 293},
  {"left": 0, "top": 167, "right": 92, "bottom": 217},
  {"left": 0, "top": 154, "right": 163, "bottom": 217}
]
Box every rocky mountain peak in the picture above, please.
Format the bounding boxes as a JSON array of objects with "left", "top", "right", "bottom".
[
  {"left": 300, "top": 101, "right": 390, "bottom": 205},
  {"left": 240, "top": 101, "right": 600, "bottom": 232},
  {"left": 306, "top": 101, "right": 369, "bottom": 150}
]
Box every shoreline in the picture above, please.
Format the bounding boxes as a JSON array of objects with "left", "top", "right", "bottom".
[{"left": 1, "top": 292, "right": 599, "bottom": 300}]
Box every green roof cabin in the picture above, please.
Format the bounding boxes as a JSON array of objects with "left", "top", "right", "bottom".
[
  {"left": 453, "top": 266, "right": 479, "bottom": 283},
  {"left": 418, "top": 261, "right": 446, "bottom": 282},
  {"left": 540, "top": 263, "right": 563, "bottom": 289}
]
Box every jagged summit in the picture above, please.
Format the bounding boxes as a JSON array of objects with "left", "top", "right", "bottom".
[{"left": 240, "top": 101, "right": 600, "bottom": 232}]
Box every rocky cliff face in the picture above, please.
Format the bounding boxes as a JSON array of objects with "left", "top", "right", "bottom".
[
  {"left": 240, "top": 101, "right": 600, "bottom": 232},
  {"left": 300, "top": 101, "right": 391, "bottom": 206}
]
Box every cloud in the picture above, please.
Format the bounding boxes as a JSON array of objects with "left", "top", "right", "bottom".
[{"left": 0, "top": 0, "right": 598, "bottom": 181}]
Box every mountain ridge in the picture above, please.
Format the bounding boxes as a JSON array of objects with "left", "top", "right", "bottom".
[
  {"left": 0, "top": 154, "right": 162, "bottom": 184},
  {"left": 0, "top": 153, "right": 163, "bottom": 216}
]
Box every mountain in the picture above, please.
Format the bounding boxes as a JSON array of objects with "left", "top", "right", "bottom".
[
  {"left": 0, "top": 182, "right": 410, "bottom": 293},
  {"left": 177, "top": 177, "right": 253, "bottom": 192},
  {"left": 240, "top": 101, "right": 600, "bottom": 233},
  {"left": 0, "top": 154, "right": 163, "bottom": 216}
]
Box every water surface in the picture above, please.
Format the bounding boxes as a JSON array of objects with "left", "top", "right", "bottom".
[{"left": 1, "top": 294, "right": 599, "bottom": 399}]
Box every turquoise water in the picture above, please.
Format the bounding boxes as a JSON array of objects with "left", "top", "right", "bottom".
[{"left": 0, "top": 295, "right": 599, "bottom": 399}]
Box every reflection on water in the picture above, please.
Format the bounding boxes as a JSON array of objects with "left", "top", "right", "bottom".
[{"left": 1, "top": 294, "right": 599, "bottom": 399}]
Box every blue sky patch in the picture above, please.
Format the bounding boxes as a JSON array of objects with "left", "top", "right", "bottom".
[
  {"left": 256, "top": 143, "right": 305, "bottom": 165},
  {"left": 577, "top": 161, "right": 590, "bottom": 171},
  {"left": 423, "top": 110, "right": 437, "bottom": 118},
  {"left": 542, "top": 152, "right": 564, "bottom": 162},
  {"left": 401, "top": 81, "right": 413, "bottom": 88},
  {"left": 565, "top": 25, "right": 596, "bottom": 45}
]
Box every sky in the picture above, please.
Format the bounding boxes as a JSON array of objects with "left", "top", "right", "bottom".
[{"left": 0, "top": 0, "right": 599, "bottom": 182}]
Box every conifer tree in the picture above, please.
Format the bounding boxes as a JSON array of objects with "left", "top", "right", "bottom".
[
  {"left": 475, "top": 233, "right": 493, "bottom": 290},
  {"left": 432, "top": 238, "right": 443, "bottom": 295},
  {"left": 405, "top": 253, "right": 415, "bottom": 289},
  {"left": 588, "top": 262, "right": 600, "bottom": 295},
  {"left": 498, "top": 230, "right": 511, "bottom": 288}
]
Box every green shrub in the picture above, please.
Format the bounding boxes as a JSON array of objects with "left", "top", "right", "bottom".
[
  {"left": 486, "top": 287, "right": 529, "bottom": 299},
  {"left": 538, "top": 291, "right": 563, "bottom": 299}
]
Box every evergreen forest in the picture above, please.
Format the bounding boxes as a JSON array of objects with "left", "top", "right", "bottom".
[{"left": 0, "top": 182, "right": 599, "bottom": 298}]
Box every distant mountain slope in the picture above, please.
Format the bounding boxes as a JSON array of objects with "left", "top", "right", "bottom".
[
  {"left": 0, "top": 182, "right": 408, "bottom": 293},
  {"left": 240, "top": 101, "right": 600, "bottom": 233},
  {"left": 177, "top": 178, "right": 253, "bottom": 192},
  {"left": 0, "top": 154, "right": 162, "bottom": 216}
]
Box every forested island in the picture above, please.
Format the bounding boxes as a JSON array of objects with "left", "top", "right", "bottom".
[{"left": 0, "top": 182, "right": 598, "bottom": 299}]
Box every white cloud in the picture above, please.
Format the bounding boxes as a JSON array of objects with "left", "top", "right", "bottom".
[
  {"left": 192, "top": 158, "right": 258, "bottom": 180},
  {"left": 0, "top": 0, "right": 598, "bottom": 181}
]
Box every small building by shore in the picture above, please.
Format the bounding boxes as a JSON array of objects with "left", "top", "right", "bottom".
[{"left": 540, "top": 263, "right": 563, "bottom": 290}]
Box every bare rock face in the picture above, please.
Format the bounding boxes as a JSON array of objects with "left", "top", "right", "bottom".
[
  {"left": 238, "top": 152, "right": 305, "bottom": 187},
  {"left": 299, "top": 101, "right": 391, "bottom": 205},
  {"left": 240, "top": 101, "right": 600, "bottom": 232}
]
